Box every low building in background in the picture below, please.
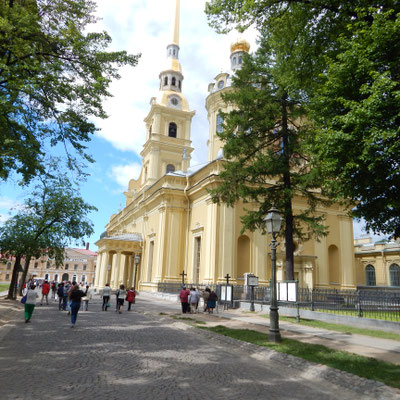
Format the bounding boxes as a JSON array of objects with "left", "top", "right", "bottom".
[
  {"left": 0, "top": 245, "right": 97, "bottom": 285},
  {"left": 355, "top": 237, "right": 400, "bottom": 287}
]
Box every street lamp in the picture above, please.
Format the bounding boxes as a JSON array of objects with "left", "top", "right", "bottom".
[
  {"left": 265, "top": 207, "right": 283, "bottom": 343},
  {"left": 133, "top": 254, "right": 140, "bottom": 289}
]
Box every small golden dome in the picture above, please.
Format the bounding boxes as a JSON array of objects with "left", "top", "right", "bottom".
[{"left": 230, "top": 39, "right": 250, "bottom": 54}]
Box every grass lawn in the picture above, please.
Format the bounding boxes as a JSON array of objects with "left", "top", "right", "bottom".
[
  {"left": 260, "top": 314, "right": 400, "bottom": 342},
  {"left": 0, "top": 284, "right": 9, "bottom": 292},
  {"left": 201, "top": 325, "right": 400, "bottom": 389}
]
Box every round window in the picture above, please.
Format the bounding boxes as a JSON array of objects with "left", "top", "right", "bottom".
[{"left": 217, "top": 80, "right": 224, "bottom": 89}]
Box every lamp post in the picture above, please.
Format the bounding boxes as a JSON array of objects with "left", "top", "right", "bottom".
[
  {"left": 265, "top": 207, "right": 283, "bottom": 343},
  {"left": 133, "top": 254, "right": 140, "bottom": 289}
]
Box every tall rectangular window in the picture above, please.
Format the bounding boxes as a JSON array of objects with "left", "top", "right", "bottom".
[
  {"left": 148, "top": 241, "right": 154, "bottom": 282},
  {"left": 194, "top": 237, "right": 201, "bottom": 283}
]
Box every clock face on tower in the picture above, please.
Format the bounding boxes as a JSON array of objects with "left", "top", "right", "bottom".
[
  {"left": 171, "top": 97, "right": 179, "bottom": 106},
  {"left": 217, "top": 80, "right": 224, "bottom": 89}
]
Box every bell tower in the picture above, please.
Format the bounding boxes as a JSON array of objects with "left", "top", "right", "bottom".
[
  {"left": 205, "top": 39, "right": 250, "bottom": 161},
  {"left": 140, "top": 0, "right": 195, "bottom": 187}
]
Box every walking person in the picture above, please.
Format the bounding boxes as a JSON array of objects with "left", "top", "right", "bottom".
[
  {"left": 179, "top": 285, "right": 190, "bottom": 314},
  {"left": 102, "top": 283, "right": 111, "bottom": 311},
  {"left": 202, "top": 287, "right": 211, "bottom": 313},
  {"left": 116, "top": 284, "right": 127, "bottom": 314},
  {"left": 69, "top": 284, "right": 88, "bottom": 328},
  {"left": 57, "top": 283, "right": 64, "bottom": 310},
  {"left": 126, "top": 287, "right": 136, "bottom": 311},
  {"left": 40, "top": 280, "right": 50, "bottom": 305},
  {"left": 189, "top": 287, "right": 200, "bottom": 313},
  {"left": 23, "top": 284, "right": 39, "bottom": 323},
  {"left": 82, "top": 285, "right": 92, "bottom": 311},
  {"left": 207, "top": 289, "right": 218, "bottom": 313},
  {"left": 62, "top": 281, "right": 70, "bottom": 311},
  {"left": 51, "top": 281, "right": 57, "bottom": 300}
]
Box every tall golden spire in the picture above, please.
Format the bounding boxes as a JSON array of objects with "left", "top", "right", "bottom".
[{"left": 172, "top": 0, "right": 180, "bottom": 46}]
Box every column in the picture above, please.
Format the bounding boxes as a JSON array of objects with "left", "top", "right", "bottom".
[
  {"left": 111, "top": 252, "right": 122, "bottom": 290},
  {"left": 98, "top": 251, "right": 108, "bottom": 289},
  {"left": 118, "top": 254, "right": 127, "bottom": 286},
  {"left": 204, "top": 199, "right": 218, "bottom": 282},
  {"left": 339, "top": 216, "right": 356, "bottom": 288},
  {"left": 93, "top": 251, "right": 103, "bottom": 288},
  {"left": 219, "top": 204, "right": 235, "bottom": 282}
]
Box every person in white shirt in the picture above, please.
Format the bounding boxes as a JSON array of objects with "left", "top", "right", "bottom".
[
  {"left": 23, "top": 284, "right": 39, "bottom": 323},
  {"left": 102, "top": 283, "right": 111, "bottom": 311},
  {"left": 116, "top": 284, "right": 127, "bottom": 314}
]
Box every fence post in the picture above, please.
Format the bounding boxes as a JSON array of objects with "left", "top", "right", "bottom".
[
  {"left": 311, "top": 288, "right": 314, "bottom": 311},
  {"left": 357, "top": 290, "right": 363, "bottom": 317}
]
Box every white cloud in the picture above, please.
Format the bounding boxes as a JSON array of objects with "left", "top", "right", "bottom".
[
  {"left": 91, "top": 0, "right": 258, "bottom": 165},
  {"left": 110, "top": 162, "right": 142, "bottom": 189}
]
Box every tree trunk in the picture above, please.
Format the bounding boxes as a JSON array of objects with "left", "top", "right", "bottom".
[
  {"left": 7, "top": 255, "right": 22, "bottom": 300},
  {"left": 281, "top": 92, "right": 295, "bottom": 280},
  {"left": 18, "top": 255, "right": 31, "bottom": 296}
]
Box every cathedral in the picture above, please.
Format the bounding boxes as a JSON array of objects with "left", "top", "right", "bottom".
[{"left": 94, "top": 0, "right": 356, "bottom": 292}]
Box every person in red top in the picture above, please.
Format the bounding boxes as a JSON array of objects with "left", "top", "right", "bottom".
[
  {"left": 126, "top": 287, "right": 136, "bottom": 311},
  {"left": 179, "top": 286, "right": 190, "bottom": 314},
  {"left": 40, "top": 280, "right": 50, "bottom": 305}
]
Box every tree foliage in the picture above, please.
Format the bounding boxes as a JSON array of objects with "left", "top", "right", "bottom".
[
  {"left": 210, "top": 36, "right": 328, "bottom": 280},
  {"left": 205, "top": 0, "right": 400, "bottom": 237},
  {"left": 0, "top": 0, "right": 139, "bottom": 183},
  {"left": 0, "top": 163, "right": 96, "bottom": 299}
]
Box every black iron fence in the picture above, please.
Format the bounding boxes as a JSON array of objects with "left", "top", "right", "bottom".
[{"left": 157, "top": 282, "right": 400, "bottom": 322}]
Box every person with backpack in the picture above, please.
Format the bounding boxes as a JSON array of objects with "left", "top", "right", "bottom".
[
  {"left": 101, "top": 283, "right": 111, "bottom": 311},
  {"left": 57, "top": 283, "right": 64, "bottom": 310},
  {"left": 115, "top": 284, "right": 127, "bottom": 314},
  {"left": 126, "top": 287, "right": 136, "bottom": 311}
]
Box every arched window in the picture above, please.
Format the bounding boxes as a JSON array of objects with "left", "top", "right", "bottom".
[
  {"left": 166, "top": 164, "right": 175, "bottom": 174},
  {"left": 81, "top": 275, "right": 86, "bottom": 283},
  {"left": 328, "top": 245, "right": 340, "bottom": 285},
  {"left": 216, "top": 114, "right": 224, "bottom": 133},
  {"left": 168, "top": 122, "right": 177, "bottom": 138},
  {"left": 164, "top": 76, "right": 168, "bottom": 86},
  {"left": 389, "top": 263, "right": 400, "bottom": 286},
  {"left": 72, "top": 274, "right": 77, "bottom": 283},
  {"left": 237, "top": 235, "right": 250, "bottom": 278},
  {"left": 172, "top": 77, "right": 176, "bottom": 86},
  {"left": 54, "top": 274, "right": 58, "bottom": 282},
  {"left": 239, "top": 56, "right": 243, "bottom": 64},
  {"left": 44, "top": 273, "right": 49, "bottom": 280},
  {"left": 365, "top": 265, "right": 376, "bottom": 286},
  {"left": 233, "top": 57, "right": 237, "bottom": 65},
  {"left": 62, "top": 273, "right": 69, "bottom": 281},
  {"left": 179, "top": 80, "right": 181, "bottom": 89},
  {"left": 46, "top": 261, "right": 50, "bottom": 268}
]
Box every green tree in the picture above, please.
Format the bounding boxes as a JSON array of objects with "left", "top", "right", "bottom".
[
  {"left": 0, "top": 0, "right": 139, "bottom": 183},
  {"left": 308, "top": 8, "right": 400, "bottom": 237},
  {"left": 205, "top": 1, "right": 400, "bottom": 237},
  {"left": 210, "top": 37, "right": 328, "bottom": 280},
  {"left": 0, "top": 166, "right": 96, "bottom": 299}
]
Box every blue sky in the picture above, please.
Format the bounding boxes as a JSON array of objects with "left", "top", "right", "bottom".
[{"left": 0, "top": 0, "right": 385, "bottom": 250}]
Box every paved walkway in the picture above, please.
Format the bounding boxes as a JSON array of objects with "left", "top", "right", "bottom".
[
  {"left": 143, "top": 292, "right": 400, "bottom": 366},
  {"left": 0, "top": 293, "right": 399, "bottom": 399}
]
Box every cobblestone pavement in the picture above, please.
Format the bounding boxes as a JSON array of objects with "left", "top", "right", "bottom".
[{"left": 0, "top": 296, "right": 399, "bottom": 400}]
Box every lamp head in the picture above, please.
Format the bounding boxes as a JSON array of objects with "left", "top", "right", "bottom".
[
  {"left": 264, "top": 208, "right": 282, "bottom": 235},
  {"left": 134, "top": 254, "right": 140, "bottom": 264}
]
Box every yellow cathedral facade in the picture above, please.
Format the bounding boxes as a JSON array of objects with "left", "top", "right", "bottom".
[{"left": 94, "top": 0, "right": 356, "bottom": 292}]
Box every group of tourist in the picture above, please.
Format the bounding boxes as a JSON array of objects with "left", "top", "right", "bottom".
[
  {"left": 100, "top": 283, "right": 136, "bottom": 314},
  {"left": 179, "top": 286, "right": 218, "bottom": 314},
  {"left": 22, "top": 280, "right": 91, "bottom": 327}
]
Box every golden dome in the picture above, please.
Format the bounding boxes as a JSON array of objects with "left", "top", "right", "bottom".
[{"left": 230, "top": 39, "right": 250, "bottom": 54}]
